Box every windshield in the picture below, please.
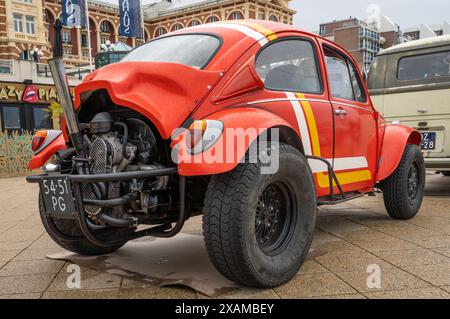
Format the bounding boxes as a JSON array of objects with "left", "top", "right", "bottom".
[{"left": 121, "top": 34, "right": 221, "bottom": 69}]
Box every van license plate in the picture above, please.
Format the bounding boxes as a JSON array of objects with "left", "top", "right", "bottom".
[
  {"left": 39, "top": 176, "right": 77, "bottom": 219},
  {"left": 420, "top": 132, "right": 436, "bottom": 150}
]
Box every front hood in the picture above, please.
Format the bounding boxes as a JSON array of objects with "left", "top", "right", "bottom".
[{"left": 74, "top": 62, "right": 222, "bottom": 139}]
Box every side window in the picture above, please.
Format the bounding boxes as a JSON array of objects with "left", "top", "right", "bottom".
[
  {"left": 348, "top": 63, "right": 367, "bottom": 103},
  {"left": 255, "top": 39, "right": 322, "bottom": 94},
  {"left": 324, "top": 50, "right": 354, "bottom": 101}
]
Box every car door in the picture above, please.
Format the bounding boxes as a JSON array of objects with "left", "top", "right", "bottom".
[{"left": 322, "top": 44, "right": 378, "bottom": 192}]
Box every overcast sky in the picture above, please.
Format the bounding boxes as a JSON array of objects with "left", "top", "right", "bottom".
[
  {"left": 102, "top": 0, "right": 449, "bottom": 32},
  {"left": 291, "top": 0, "right": 450, "bottom": 32}
]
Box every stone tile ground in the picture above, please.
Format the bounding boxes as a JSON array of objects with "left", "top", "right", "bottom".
[{"left": 0, "top": 174, "right": 448, "bottom": 299}]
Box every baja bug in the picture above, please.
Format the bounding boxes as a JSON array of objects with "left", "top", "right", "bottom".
[{"left": 27, "top": 20, "right": 425, "bottom": 288}]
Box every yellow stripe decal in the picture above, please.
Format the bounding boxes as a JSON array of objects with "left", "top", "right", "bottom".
[
  {"left": 295, "top": 93, "right": 372, "bottom": 188},
  {"left": 234, "top": 21, "right": 277, "bottom": 41}
]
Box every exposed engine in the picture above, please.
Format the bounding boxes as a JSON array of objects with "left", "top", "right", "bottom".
[{"left": 80, "top": 112, "right": 176, "bottom": 225}]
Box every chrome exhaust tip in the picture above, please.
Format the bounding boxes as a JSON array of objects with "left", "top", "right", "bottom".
[{"left": 48, "top": 57, "right": 86, "bottom": 157}]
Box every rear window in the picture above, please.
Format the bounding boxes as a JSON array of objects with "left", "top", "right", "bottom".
[
  {"left": 397, "top": 50, "right": 450, "bottom": 81},
  {"left": 121, "top": 34, "right": 221, "bottom": 69}
]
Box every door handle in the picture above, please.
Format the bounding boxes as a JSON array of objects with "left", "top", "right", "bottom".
[{"left": 335, "top": 109, "right": 347, "bottom": 116}]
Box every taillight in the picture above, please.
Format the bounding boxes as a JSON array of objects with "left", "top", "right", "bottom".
[
  {"left": 188, "top": 120, "right": 208, "bottom": 149},
  {"left": 31, "top": 130, "right": 48, "bottom": 152}
]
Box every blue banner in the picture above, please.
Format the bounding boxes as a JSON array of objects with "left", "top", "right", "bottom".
[
  {"left": 119, "top": 0, "right": 142, "bottom": 38},
  {"left": 61, "top": 0, "right": 87, "bottom": 28}
]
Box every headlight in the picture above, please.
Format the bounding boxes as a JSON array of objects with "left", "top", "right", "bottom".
[{"left": 187, "top": 120, "right": 223, "bottom": 155}]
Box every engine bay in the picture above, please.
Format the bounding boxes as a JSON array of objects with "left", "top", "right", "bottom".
[{"left": 75, "top": 111, "right": 180, "bottom": 227}]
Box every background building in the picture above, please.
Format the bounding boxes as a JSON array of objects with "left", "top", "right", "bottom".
[
  {"left": 0, "top": 0, "right": 295, "bottom": 67},
  {"left": 404, "top": 22, "right": 450, "bottom": 40},
  {"left": 0, "top": 0, "right": 295, "bottom": 135},
  {"left": 319, "top": 17, "right": 382, "bottom": 73}
]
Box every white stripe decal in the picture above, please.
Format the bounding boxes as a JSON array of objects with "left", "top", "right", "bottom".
[
  {"left": 189, "top": 23, "right": 268, "bottom": 46},
  {"left": 285, "top": 92, "right": 369, "bottom": 173},
  {"left": 286, "top": 92, "right": 313, "bottom": 156},
  {"left": 308, "top": 157, "right": 369, "bottom": 173}
]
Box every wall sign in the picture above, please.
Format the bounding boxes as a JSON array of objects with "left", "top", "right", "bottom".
[{"left": 0, "top": 83, "right": 74, "bottom": 104}]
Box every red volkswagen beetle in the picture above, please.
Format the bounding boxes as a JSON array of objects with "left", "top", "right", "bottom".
[{"left": 27, "top": 20, "right": 424, "bottom": 288}]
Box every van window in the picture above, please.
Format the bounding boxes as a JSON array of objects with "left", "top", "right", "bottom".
[
  {"left": 255, "top": 39, "right": 322, "bottom": 94},
  {"left": 398, "top": 51, "right": 450, "bottom": 81}
]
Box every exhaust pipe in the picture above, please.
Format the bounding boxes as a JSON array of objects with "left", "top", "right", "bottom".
[{"left": 48, "top": 57, "right": 86, "bottom": 158}]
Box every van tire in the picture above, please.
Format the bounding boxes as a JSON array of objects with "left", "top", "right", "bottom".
[
  {"left": 442, "top": 172, "right": 450, "bottom": 177},
  {"left": 203, "top": 143, "right": 316, "bottom": 288},
  {"left": 381, "top": 144, "right": 425, "bottom": 220}
]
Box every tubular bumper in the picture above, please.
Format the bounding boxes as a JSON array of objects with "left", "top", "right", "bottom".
[{"left": 26, "top": 167, "right": 186, "bottom": 246}]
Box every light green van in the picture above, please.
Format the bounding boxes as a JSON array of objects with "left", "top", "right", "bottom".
[{"left": 368, "top": 35, "right": 450, "bottom": 175}]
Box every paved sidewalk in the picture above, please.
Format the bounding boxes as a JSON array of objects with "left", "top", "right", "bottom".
[{"left": 0, "top": 174, "right": 449, "bottom": 299}]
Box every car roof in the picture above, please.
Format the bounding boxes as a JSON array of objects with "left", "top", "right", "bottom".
[
  {"left": 378, "top": 34, "right": 450, "bottom": 56},
  {"left": 171, "top": 20, "right": 322, "bottom": 45}
]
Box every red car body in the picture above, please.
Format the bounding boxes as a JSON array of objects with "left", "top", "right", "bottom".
[
  {"left": 31, "top": 20, "right": 420, "bottom": 198},
  {"left": 27, "top": 20, "right": 426, "bottom": 288}
]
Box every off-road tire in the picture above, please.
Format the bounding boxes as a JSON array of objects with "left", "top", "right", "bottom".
[
  {"left": 381, "top": 144, "right": 425, "bottom": 220},
  {"left": 39, "top": 193, "right": 126, "bottom": 255},
  {"left": 203, "top": 143, "right": 317, "bottom": 288}
]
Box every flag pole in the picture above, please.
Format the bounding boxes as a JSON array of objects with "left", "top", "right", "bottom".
[
  {"left": 140, "top": 0, "right": 145, "bottom": 43},
  {"left": 84, "top": 0, "right": 93, "bottom": 71}
]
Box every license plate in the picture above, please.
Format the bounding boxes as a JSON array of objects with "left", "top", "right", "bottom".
[
  {"left": 420, "top": 132, "right": 436, "bottom": 150},
  {"left": 39, "top": 176, "right": 77, "bottom": 219}
]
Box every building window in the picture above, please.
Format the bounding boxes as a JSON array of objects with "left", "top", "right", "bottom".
[
  {"left": 255, "top": 39, "right": 322, "bottom": 94},
  {"left": 1, "top": 104, "right": 53, "bottom": 132},
  {"left": 154, "top": 27, "right": 167, "bottom": 38},
  {"left": 100, "top": 37, "right": 109, "bottom": 44},
  {"left": 100, "top": 20, "right": 110, "bottom": 33},
  {"left": 22, "top": 0, "right": 33, "bottom": 3},
  {"left": 1, "top": 106, "right": 22, "bottom": 131},
  {"left": 171, "top": 23, "right": 183, "bottom": 31},
  {"left": 82, "top": 50, "right": 90, "bottom": 60},
  {"left": 188, "top": 20, "right": 201, "bottom": 27},
  {"left": 206, "top": 16, "right": 219, "bottom": 23},
  {"left": 32, "top": 107, "right": 52, "bottom": 130},
  {"left": 268, "top": 15, "right": 278, "bottom": 22},
  {"left": 25, "top": 16, "right": 35, "bottom": 34},
  {"left": 63, "top": 48, "right": 72, "bottom": 57},
  {"left": 319, "top": 25, "right": 326, "bottom": 35},
  {"left": 81, "top": 34, "right": 88, "bottom": 47},
  {"left": 62, "top": 30, "right": 71, "bottom": 44},
  {"left": 257, "top": 12, "right": 265, "bottom": 20},
  {"left": 13, "top": 14, "right": 23, "bottom": 33},
  {"left": 228, "top": 11, "right": 244, "bottom": 20}
]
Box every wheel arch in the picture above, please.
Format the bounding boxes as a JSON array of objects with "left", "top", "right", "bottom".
[
  {"left": 176, "top": 108, "right": 304, "bottom": 176},
  {"left": 376, "top": 124, "right": 422, "bottom": 182}
]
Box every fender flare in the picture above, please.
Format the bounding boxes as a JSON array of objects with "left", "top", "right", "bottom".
[
  {"left": 28, "top": 134, "right": 67, "bottom": 169},
  {"left": 376, "top": 124, "right": 422, "bottom": 182},
  {"left": 175, "top": 107, "right": 297, "bottom": 176}
]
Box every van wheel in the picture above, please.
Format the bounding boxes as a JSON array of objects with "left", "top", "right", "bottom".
[
  {"left": 39, "top": 193, "right": 127, "bottom": 255},
  {"left": 442, "top": 172, "right": 450, "bottom": 177},
  {"left": 202, "top": 143, "right": 316, "bottom": 288},
  {"left": 381, "top": 144, "right": 425, "bottom": 220}
]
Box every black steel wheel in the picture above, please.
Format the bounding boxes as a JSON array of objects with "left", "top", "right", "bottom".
[
  {"left": 255, "top": 182, "right": 296, "bottom": 256},
  {"left": 381, "top": 144, "right": 425, "bottom": 220},
  {"left": 203, "top": 143, "right": 317, "bottom": 288}
]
